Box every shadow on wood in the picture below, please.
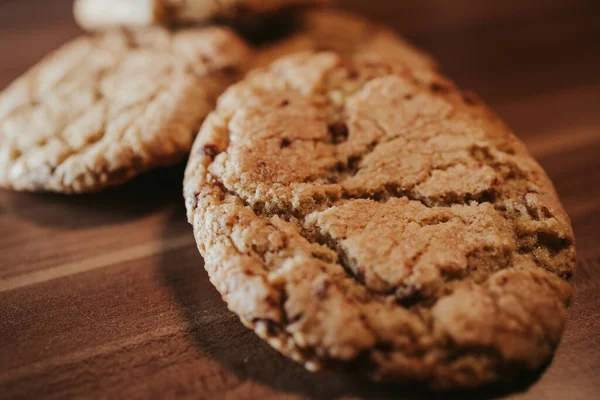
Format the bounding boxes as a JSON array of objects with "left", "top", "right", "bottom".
[{"left": 0, "top": 164, "right": 186, "bottom": 230}]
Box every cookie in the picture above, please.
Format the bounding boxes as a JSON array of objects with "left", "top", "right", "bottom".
[
  {"left": 74, "top": 0, "right": 331, "bottom": 30},
  {"left": 251, "top": 8, "right": 436, "bottom": 71},
  {"left": 184, "top": 52, "right": 576, "bottom": 388},
  {"left": 0, "top": 26, "right": 250, "bottom": 192}
]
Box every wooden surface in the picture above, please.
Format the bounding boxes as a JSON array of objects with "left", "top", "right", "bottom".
[{"left": 1, "top": 0, "right": 599, "bottom": 399}]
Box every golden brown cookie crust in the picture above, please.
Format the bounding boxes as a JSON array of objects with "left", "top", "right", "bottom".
[
  {"left": 74, "top": 0, "right": 331, "bottom": 30},
  {"left": 184, "top": 52, "right": 575, "bottom": 388},
  {"left": 0, "top": 26, "right": 250, "bottom": 193}
]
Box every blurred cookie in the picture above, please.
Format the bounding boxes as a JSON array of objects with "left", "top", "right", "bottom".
[
  {"left": 0, "top": 27, "right": 250, "bottom": 192},
  {"left": 74, "top": 0, "right": 331, "bottom": 30},
  {"left": 184, "top": 52, "right": 575, "bottom": 388},
  {"left": 252, "top": 8, "right": 436, "bottom": 71}
]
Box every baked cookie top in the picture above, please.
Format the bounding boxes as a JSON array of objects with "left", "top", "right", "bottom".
[
  {"left": 184, "top": 52, "right": 576, "bottom": 388},
  {"left": 0, "top": 26, "right": 250, "bottom": 192},
  {"left": 74, "top": 0, "right": 330, "bottom": 30},
  {"left": 252, "top": 8, "right": 436, "bottom": 71}
]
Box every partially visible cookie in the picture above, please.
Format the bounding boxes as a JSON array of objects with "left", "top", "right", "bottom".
[
  {"left": 0, "top": 26, "right": 251, "bottom": 193},
  {"left": 184, "top": 52, "right": 576, "bottom": 388},
  {"left": 74, "top": 0, "right": 331, "bottom": 30},
  {"left": 251, "top": 8, "right": 436, "bottom": 71}
]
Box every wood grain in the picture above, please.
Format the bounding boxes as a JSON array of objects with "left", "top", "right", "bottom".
[{"left": 1, "top": 0, "right": 599, "bottom": 399}]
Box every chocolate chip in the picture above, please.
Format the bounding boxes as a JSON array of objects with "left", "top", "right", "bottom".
[
  {"left": 328, "top": 122, "right": 349, "bottom": 144},
  {"left": 280, "top": 99, "right": 290, "bottom": 107},
  {"left": 190, "top": 194, "right": 199, "bottom": 210},
  {"left": 404, "top": 93, "right": 414, "bottom": 100},
  {"left": 430, "top": 81, "right": 449, "bottom": 93},
  {"left": 198, "top": 144, "right": 219, "bottom": 158},
  {"left": 280, "top": 138, "right": 291, "bottom": 148}
]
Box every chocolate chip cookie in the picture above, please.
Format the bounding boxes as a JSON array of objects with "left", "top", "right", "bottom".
[
  {"left": 252, "top": 8, "right": 436, "bottom": 71},
  {"left": 184, "top": 52, "right": 576, "bottom": 388},
  {"left": 0, "top": 26, "right": 250, "bottom": 192},
  {"left": 74, "top": 0, "right": 331, "bottom": 30}
]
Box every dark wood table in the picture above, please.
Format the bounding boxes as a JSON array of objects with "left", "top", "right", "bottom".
[{"left": 1, "top": 1, "right": 599, "bottom": 399}]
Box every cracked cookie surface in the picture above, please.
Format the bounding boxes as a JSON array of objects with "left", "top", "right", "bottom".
[
  {"left": 183, "top": 52, "right": 576, "bottom": 388},
  {"left": 74, "top": 0, "right": 330, "bottom": 30},
  {"left": 251, "top": 8, "right": 436, "bottom": 71},
  {"left": 0, "top": 26, "right": 250, "bottom": 192}
]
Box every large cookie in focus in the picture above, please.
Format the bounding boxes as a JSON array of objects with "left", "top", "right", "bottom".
[
  {"left": 0, "top": 27, "right": 250, "bottom": 192},
  {"left": 183, "top": 52, "right": 575, "bottom": 388}
]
